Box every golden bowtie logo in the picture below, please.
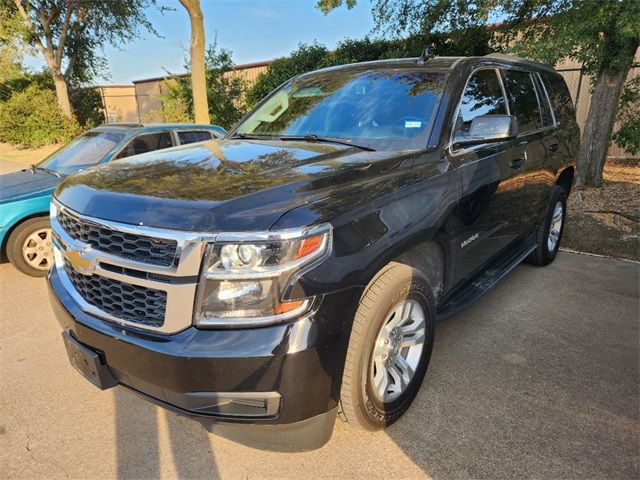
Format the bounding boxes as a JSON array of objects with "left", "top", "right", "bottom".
[{"left": 66, "top": 248, "right": 95, "bottom": 273}]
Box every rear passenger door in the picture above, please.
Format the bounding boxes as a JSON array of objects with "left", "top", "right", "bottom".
[
  {"left": 448, "top": 68, "right": 528, "bottom": 284},
  {"left": 115, "top": 131, "right": 175, "bottom": 159},
  {"left": 502, "top": 69, "right": 557, "bottom": 234}
]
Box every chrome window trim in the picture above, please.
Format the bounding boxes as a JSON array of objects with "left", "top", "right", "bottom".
[{"left": 447, "top": 67, "right": 509, "bottom": 155}]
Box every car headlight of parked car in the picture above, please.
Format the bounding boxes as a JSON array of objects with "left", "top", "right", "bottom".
[{"left": 194, "top": 224, "right": 332, "bottom": 327}]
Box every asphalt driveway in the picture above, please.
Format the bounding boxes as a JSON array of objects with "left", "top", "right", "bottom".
[{"left": 0, "top": 252, "right": 638, "bottom": 479}]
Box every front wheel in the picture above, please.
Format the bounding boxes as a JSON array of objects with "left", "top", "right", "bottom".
[
  {"left": 527, "top": 185, "right": 567, "bottom": 266},
  {"left": 6, "top": 217, "right": 53, "bottom": 277},
  {"left": 339, "top": 262, "right": 435, "bottom": 430}
]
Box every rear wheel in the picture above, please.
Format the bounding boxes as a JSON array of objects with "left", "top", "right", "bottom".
[
  {"left": 528, "top": 185, "right": 567, "bottom": 266},
  {"left": 339, "top": 262, "right": 435, "bottom": 430},
  {"left": 6, "top": 217, "right": 53, "bottom": 277}
]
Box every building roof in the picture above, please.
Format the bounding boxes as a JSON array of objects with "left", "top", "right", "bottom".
[{"left": 132, "top": 59, "right": 273, "bottom": 84}]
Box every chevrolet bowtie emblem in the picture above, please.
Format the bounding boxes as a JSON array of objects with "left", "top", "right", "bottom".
[{"left": 66, "top": 248, "right": 95, "bottom": 274}]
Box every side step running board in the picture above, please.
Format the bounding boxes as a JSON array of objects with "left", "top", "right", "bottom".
[{"left": 436, "top": 242, "right": 536, "bottom": 321}]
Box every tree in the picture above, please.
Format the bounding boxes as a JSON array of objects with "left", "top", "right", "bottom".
[
  {"left": 5, "top": 0, "right": 160, "bottom": 117},
  {"left": 178, "top": 0, "right": 209, "bottom": 124},
  {"left": 318, "top": 0, "right": 640, "bottom": 188}
]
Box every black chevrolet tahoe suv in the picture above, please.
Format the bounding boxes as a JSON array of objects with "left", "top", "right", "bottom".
[{"left": 48, "top": 53, "right": 579, "bottom": 451}]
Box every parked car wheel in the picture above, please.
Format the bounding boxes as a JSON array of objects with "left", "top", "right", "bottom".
[
  {"left": 527, "top": 185, "right": 567, "bottom": 266},
  {"left": 6, "top": 217, "right": 53, "bottom": 277},
  {"left": 339, "top": 262, "right": 435, "bottom": 430}
]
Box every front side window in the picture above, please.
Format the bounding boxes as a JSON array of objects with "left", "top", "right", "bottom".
[
  {"left": 178, "top": 130, "right": 213, "bottom": 145},
  {"left": 117, "top": 132, "right": 173, "bottom": 159},
  {"left": 39, "top": 131, "right": 125, "bottom": 175},
  {"left": 504, "top": 70, "right": 543, "bottom": 133},
  {"left": 235, "top": 68, "right": 447, "bottom": 151},
  {"left": 454, "top": 69, "right": 508, "bottom": 139}
]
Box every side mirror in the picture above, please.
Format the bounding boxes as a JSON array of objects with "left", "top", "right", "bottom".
[{"left": 453, "top": 115, "right": 518, "bottom": 148}]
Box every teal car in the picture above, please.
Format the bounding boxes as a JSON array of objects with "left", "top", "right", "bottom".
[{"left": 0, "top": 123, "right": 226, "bottom": 276}]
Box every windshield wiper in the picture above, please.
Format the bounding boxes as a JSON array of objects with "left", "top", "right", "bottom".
[
  {"left": 29, "top": 164, "right": 61, "bottom": 178},
  {"left": 278, "top": 134, "right": 376, "bottom": 152},
  {"left": 228, "top": 133, "right": 277, "bottom": 140}
]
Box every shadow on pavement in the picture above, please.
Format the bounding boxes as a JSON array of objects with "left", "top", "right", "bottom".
[
  {"left": 384, "top": 257, "right": 639, "bottom": 479},
  {"left": 114, "top": 389, "right": 219, "bottom": 479}
]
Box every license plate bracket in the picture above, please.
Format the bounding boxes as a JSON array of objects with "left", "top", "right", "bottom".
[{"left": 62, "top": 331, "right": 117, "bottom": 390}]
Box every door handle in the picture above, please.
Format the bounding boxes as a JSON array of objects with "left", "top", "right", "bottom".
[
  {"left": 548, "top": 143, "right": 560, "bottom": 153},
  {"left": 509, "top": 157, "right": 525, "bottom": 169}
]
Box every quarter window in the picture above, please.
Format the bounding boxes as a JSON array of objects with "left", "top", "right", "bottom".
[
  {"left": 454, "top": 69, "right": 507, "bottom": 138},
  {"left": 504, "top": 71, "right": 543, "bottom": 133},
  {"left": 178, "top": 130, "right": 213, "bottom": 145}
]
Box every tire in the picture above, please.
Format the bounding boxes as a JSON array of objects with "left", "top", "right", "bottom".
[
  {"left": 6, "top": 217, "right": 53, "bottom": 277},
  {"left": 527, "top": 185, "right": 567, "bottom": 266},
  {"left": 339, "top": 262, "right": 436, "bottom": 430}
]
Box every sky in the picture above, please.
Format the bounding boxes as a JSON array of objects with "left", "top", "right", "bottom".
[{"left": 25, "top": 0, "right": 376, "bottom": 85}]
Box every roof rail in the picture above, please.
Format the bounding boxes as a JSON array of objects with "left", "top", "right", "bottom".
[
  {"left": 417, "top": 47, "right": 435, "bottom": 64},
  {"left": 100, "top": 123, "right": 144, "bottom": 127},
  {"left": 484, "top": 53, "right": 555, "bottom": 70}
]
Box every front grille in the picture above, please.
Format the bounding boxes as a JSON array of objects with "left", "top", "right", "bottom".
[
  {"left": 64, "top": 261, "right": 166, "bottom": 328},
  {"left": 57, "top": 209, "right": 177, "bottom": 267}
]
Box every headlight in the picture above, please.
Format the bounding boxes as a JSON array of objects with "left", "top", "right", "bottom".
[{"left": 194, "top": 224, "right": 331, "bottom": 327}]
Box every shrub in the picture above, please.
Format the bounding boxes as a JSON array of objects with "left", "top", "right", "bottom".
[
  {"left": 613, "top": 76, "right": 640, "bottom": 156},
  {"left": 0, "top": 85, "right": 79, "bottom": 147}
]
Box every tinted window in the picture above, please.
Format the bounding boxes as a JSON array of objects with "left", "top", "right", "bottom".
[
  {"left": 532, "top": 74, "right": 555, "bottom": 127},
  {"left": 504, "top": 70, "right": 543, "bottom": 133},
  {"left": 118, "top": 132, "right": 173, "bottom": 159},
  {"left": 178, "top": 130, "right": 213, "bottom": 145},
  {"left": 541, "top": 72, "right": 576, "bottom": 127},
  {"left": 236, "top": 69, "right": 447, "bottom": 150},
  {"left": 454, "top": 69, "right": 507, "bottom": 138},
  {"left": 39, "top": 131, "right": 124, "bottom": 175}
]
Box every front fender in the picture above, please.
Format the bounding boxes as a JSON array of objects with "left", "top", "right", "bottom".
[{"left": 0, "top": 193, "right": 52, "bottom": 252}]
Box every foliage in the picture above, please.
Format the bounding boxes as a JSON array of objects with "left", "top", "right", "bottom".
[
  {"left": 613, "top": 76, "right": 640, "bottom": 156},
  {"left": 246, "top": 31, "right": 493, "bottom": 107},
  {"left": 317, "top": 0, "right": 640, "bottom": 79},
  {"left": 246, "top": 43, "right": 331, "bottom": 107},
  {"left": 0, "top": 6, "right": 30, "bottom": 82},
  {"left": 69, "top": 87, "right": 103, "bottom": 129},
  {"left": 152, "top": 43, "right": 247, "bottom": 129},
  {"left": 0, "top": 70, "right": 102, "bottom": 128},
  {"left": 0, "top": 85, "right": 79, "bottom": 147}
]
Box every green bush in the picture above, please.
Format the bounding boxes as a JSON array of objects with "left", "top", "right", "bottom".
[
  {"left": 613, "top": 76, "right": 640, "bottom": 156},
  {"left": 0, "top": 85, "right": 79, "bottom": 147},
  {"left": 245, "top": 31, "right": 494, "bottom": 107}
]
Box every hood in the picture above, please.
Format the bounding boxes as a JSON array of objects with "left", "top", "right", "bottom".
[
  {"left": 0, "top": 169, "right": 61, "bottom": 204},
  {"left": 55, "top": 139, "right": 420, "bottom": 231}
]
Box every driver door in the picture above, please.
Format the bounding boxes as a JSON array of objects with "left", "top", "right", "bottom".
[{"left": 447, "top": 68, "right": 527, "bottom": 284}]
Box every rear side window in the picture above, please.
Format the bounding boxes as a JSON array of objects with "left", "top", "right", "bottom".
[
  {"left": 455, "top": 69, "right": 507, "bottom": 137},
  {"left": 532, "top": 74, "right": 555, "bottom": 127},
  {"left": 541, "top": 72, "right": 576, "bottom": 127},
  {"left": 178, "top": 130, "right": 213, "bottom": 145},
  {"left": 504, "top": 70, "right": 543, "bottom": 133},
  {"left": 117, "top": 132, "right": 174, "bottom": 159}
]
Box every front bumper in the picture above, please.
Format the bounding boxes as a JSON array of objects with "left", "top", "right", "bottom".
[{"left": 48, "top": 266, "right": 360, "bottom": 451}]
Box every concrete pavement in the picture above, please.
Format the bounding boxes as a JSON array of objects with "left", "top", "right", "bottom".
[{"left": 0, "top": 252, "right": 638, "bottom": 479}]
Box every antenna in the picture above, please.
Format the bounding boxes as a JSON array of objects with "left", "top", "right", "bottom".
[{"left": 418, "top": 47, "right": 435, "bottom": 64}]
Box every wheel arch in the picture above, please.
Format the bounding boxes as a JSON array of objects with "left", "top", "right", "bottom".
[
  {"left": 555, "top": 166, "right": 574, "bottom": 195},
  {"left": 1, "top": 212, "right": 50, "bottom": 262}
]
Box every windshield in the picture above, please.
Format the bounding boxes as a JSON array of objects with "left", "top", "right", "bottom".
[
  {"left": 39, "top": 131, "right": 125, "bottom": 175},
  {"left": 235, "top": 68, "right": 446, "bottom": 151}
]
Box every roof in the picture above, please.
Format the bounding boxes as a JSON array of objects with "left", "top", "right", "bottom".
[
  {"left": 133, "top": 59, "right": 273, "bottom": 84},
  {"left": 93, "top": 123, "right": 226, "bottom": 131},
  {"left": 295, "top": 53, "right": 555, "bottom": 79}
]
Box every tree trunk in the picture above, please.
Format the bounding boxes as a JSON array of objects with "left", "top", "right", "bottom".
[
  {"left": 179, "top": 0, "right": 210, "bottom": 124},
  {"left": 51, "top": 71, "right": 73, "bottom": 118},
  {"left": 575, "top": 47, "right": 636, "bottom": 189}
]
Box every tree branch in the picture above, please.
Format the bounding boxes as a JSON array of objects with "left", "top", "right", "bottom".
[{"left": 57, "top": 0, "right": 74, "bottom": 66}]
